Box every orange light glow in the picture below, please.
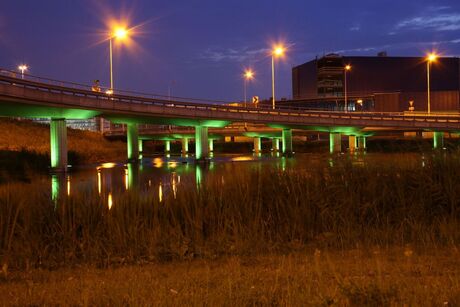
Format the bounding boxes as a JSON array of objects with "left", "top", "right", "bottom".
[
  {"left": 345, "top": 65, "right": 352, "bottom": 71},
  {"left": 244, "top": 69, "right": 254, "bottom": 80},
  {"left": 113, "top": 27, "right": 128, "bottom": 40},
  {"left": 273, "top": 45, "right": 285, "bottom": 57},
  {"left": 427, "top": 53, "right": 437, "bottom": 62}
]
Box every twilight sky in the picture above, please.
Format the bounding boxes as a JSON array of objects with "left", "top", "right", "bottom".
[{"left": 1, "top": 0, "right": 459, "bottom": 102}]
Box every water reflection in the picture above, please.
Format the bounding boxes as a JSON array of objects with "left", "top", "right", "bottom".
[{"left": 44, "top": 153, "right": 429, "bottom": 206}]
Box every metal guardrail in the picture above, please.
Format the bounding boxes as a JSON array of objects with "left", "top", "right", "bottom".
[{"left": 1, "top": 68, "right": 460, "bottom": 126}]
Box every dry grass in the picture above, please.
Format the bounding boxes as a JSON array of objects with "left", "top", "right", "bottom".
[
  {"left": 1, "top": 249, "right": 459, "bottom": 306},
  {"left": 0, "top": 118, "right": 125, "bottom": 163}
]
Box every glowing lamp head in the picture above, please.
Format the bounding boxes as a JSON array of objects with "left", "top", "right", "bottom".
[
  {"left": 113, "top": 27, "right": 128, "bottom": 40},
  {"left": 427, "top": 53, "right": 437, "bottom": 62},
  {"left": 244, "top": 70, "right": 254, "bottom": 80},
  {"left": 18, "top": 65, "right": 28, "bottom": 72},
  {"left": 345, "top": 65, "right": 352, "bottom": 71},
  {"left": 273, "top": 46, "right": 285, "bottom": 57}
]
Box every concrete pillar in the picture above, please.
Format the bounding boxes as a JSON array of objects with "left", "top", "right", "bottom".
[
  {"left": 433, "top": 131, "right": 444, "bottom": 149},
  {"left": 348, "top": 135, "right": 357, "bottom": 153},
  {"left": 272, "top": 138, "right": 280, "bottom": 152},
  {"left": 181, "top": 138, "right": 189, "bottom": 155},
  {"left": 195, "top": 126, "right": 209, "bottom": 160},
  {"left": 357, "top": 136, "right": 367, "bottom": 151},
  {"left": 209, "top": 139, "right": 214, "bottom": 152},
  {"left": 329, "top": 133, "right": 342, "bottom": 153},
  {"left": 127, "top": 123, "right": 139, "bottom": 161},
  {"left": 50, "top": 118, "right": 68, "bottom": 171},
  {"left": 165, "top": 140, "right": 171, "bottom": 153},
  {"left": 138, "top": 139, "right": 143, "bottom": 153},
  {"left": 253, "top": 137, "right": 261, "bottom": 153},
  {"left": 282, "top": 129, "right": 293, "bottom": 155}
]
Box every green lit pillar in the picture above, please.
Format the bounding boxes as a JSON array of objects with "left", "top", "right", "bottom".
[
  {"left": 127, "top": 123, "right": 139, "bottom": 161},
  {"left": 209, "top": 139, "right": 214, "bottom": 152},
  {"left": 253, "top": 137, "right": 261, "bottom": 154},
  {"left": 348, "top": 135, "right": 357, "bottom": 153},
  {"left": 329, "top": 133, "right": 342, "bottom": 153},
  {"left": 282, "top": 129, "right": 293, "bottom": 155},
  {"left": 357, "top": 136, "right": 367, "bottom": 151},
  {"left": 127, "top": 162, "right": 139, "bottom": 190},
  {"left": 138, "top": 140, "right": 143, "bottom": 153},
  {"left": 165, "top": 140, "right": 171, "bottom": 153},
  {"left": 181, "top": 138, "right": 189, "bottom": 155},
  {"left": 433, "top": 132, "right": 444, "bottom": 149},
  {"left": 195, "top": 126, "right": 209, "bottom": 160},
  {"left": 272, "top": 138, "right": 280, "bottom": 152},
  {"left": 50, "top": 118, "right": 68, "bottom": 171}
]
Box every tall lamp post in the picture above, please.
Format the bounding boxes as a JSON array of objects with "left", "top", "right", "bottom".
[
  {"left": 243, "top": 69, "right": 254, "bottom": 106},
  {"left": 426, "top": 53, "right": 437, "bottom": 114},
  {"left": 108, "top": 27, "right": 129, "bottom": 94},
  {"left": 344, "top": 64, "right": 351, "bottom": 112},
  {"left": 18, "top": 65, "right": 28, "bottom": 79},
  {"left": 271, "top": 45, "right": 285, "bottom": 110}
]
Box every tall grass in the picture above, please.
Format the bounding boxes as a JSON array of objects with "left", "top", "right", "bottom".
[{"left": 1, "top": 154, "right": 460, "bottom": 271}]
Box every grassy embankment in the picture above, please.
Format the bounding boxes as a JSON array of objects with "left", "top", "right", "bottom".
[
  {"left": 0, "top": 119, "right": 125, "bottom": 181},
  {"left": 0, "top": 154, "right": 459, "bottom": 304}
]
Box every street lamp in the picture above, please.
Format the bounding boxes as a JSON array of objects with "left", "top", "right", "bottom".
[
  {"left": 108, "top": 26, "right": 129, "bottom": 93},
  {"left": 18, "top": 64, "right": 28, "bottom": 79},
  {"left": 243, "top": 69, "right": 254, "bottom": 105},
  {"left": 271, "top": 45, "right": 285, "bottom": 109},
  {"left": 426, "top": 52, "right": 437, "bottom": 114},
  {"left": 344, "top": 64, "right": 351, "bottom": 112}
]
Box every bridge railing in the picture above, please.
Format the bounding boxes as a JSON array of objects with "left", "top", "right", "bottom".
[{"left": 1, "top": 68, "right": 460, "bottom": 123}]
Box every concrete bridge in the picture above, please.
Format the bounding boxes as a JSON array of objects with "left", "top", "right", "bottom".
[{"left": 1, "top": 70, "right": 459, "bottom": 171}]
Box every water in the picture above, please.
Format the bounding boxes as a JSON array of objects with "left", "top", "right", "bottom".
[{"left": 40, "top": 152, "right": 428, "bottom": 204}]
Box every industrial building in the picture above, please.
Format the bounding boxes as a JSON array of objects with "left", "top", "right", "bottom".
[{"left": 285, "top": 53, "right": 460, "bottom": 112}]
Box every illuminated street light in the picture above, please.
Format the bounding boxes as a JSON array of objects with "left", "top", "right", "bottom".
[
  {"left": 108, "top": 25, "right": 130, "bottom": 94},
  {"left": 18, "top": 64, "right": 28, "bottom": 79},
  {"left": 344, "top": 65, "right": 351, "bottom": 112},
  {"left": 243, "top": 69, "right": 254, "bottom": 105},
  {"left": 426, "top": 52, "right": 437, "bottom": 114},
  {"left": 271, "top": 45, "right": 285, "bottom": 109}
]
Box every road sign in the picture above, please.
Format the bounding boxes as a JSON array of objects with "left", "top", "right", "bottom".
[{"left": 252, "top": 96, "right": 259, "bottom": 104}]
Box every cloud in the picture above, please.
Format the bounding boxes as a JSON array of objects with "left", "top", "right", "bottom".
[
  {"left": 395, "top": 6, "right": 460, "bottom": 32},
  {"left": 199, "top": 47, "right": 269, "bottom": 63}
]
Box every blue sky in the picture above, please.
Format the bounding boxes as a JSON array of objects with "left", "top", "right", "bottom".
[{"left": 0, "top": 0, "right": 459, "bottom": 102}]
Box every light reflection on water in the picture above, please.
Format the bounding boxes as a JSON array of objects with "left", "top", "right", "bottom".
[{"left": 44, "top": 153, "right": 426, "bottom": 205}]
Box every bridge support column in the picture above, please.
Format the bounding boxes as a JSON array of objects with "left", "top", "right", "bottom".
[
  {"left": 282, "top": 129, "right": 293, "bottom": 156},
  {"left": 272, "top": 138, "right": 280, "bottom": 152},
  {"left": 357, "top": 136, "right": 367, "bottom": 151},
  {"left": 253, "top": 137, "right": 261, "bottom": 154},
  {"left": 138, "top": 140, "right": 143, "bottom": 153},
  {"left": 329, "top": 133, "right": 342, "bottom": 153},
  {"left": 195, "top": 126, "right": 209, "bottom": 160},
  {"left": 181, "top": 138, "right": 189, "bottom": 155},
  {"left": 50, "top": 118, "right": 68, "bottom": 172},
  {"left": 433, "top": 132, "right": 444, "bottom": 149},
  {"left": 127, "top": 123, "right": 139, "bottom": 161},
  {"left": 209, "top": 139, "right": 214, "bottom": 152},
  {"left": 165, "top": 140, "right": 171, "bottom": 153},
  {"left": 348, "top": 135, "right": 357, "bottom": 153}
]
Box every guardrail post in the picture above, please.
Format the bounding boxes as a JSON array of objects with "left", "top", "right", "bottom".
[
  {"left": 50, "top": 118, "right": 68, "bottom": 172},
  {"left": 433, "top": 132, "right": 444, "bottom": 149},
  {"left": 138, "top": 139, "right": 143, "bottom": 153},
  {"left": 195, "top": 126, "right": 209, "bottom": 160},
  {"left": 127, "top": 123, "right": 139, "bottom": 161},
  {"left": 282, "top": 129, "right": 293, "bottom": 156},
  {"left": 329, "top": 133, "right": 342, "bottom": 153},
  {"left": 253, "top": 137, "right": 261, "bottom": 154}
]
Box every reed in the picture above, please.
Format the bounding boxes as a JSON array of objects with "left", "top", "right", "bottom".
[{"left": 1, "top": 153, "right": 459, "bottom": 272}]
